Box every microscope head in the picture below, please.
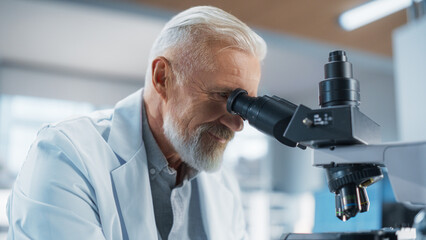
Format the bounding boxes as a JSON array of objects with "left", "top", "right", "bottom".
[
  {"left": 227, "top": 50, "right": 383, "bottom": 221},
  {"left": 319, "top": 50, "right": 384, "bottom": 221}
]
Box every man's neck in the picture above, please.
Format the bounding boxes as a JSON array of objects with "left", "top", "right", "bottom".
[{"left": 143, "top": 94, "right": 185, "bottom": 184}]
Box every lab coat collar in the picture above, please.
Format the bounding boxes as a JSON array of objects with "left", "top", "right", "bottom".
[
  {"left": 110, "top": 147, "right": 158, "bottom": 240},
  {"left": 108, "top": 89, "right": 158, "bottom": 239},
  {"left": 107, "top": 89, "right": 144, "bottom": 163}
]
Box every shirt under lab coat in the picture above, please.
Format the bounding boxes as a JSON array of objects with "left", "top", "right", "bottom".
[{"left": 7, "top": 89, "right": 248, "bottom": 240}]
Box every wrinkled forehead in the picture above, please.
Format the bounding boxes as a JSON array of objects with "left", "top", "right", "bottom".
[{"left": 191, "top": 48, "right": 261, "bottom": 96}]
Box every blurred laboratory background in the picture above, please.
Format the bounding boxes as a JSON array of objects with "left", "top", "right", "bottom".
[{"left": 0, "top": 0, "right": 425, "bottom": 239}]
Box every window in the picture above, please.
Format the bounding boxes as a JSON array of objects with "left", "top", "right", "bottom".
[
  {"left": 0, "top": 94, "right": 108, "bottom": 237},
  {"left": 0, "top": 95, "right": 102, "bottom": 177}
]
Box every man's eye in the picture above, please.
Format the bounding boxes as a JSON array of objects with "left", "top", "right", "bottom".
[
  {"left": 218, "top": 92, "right": 229, "bottom": 99},
  {"left": 209, "top": 92, "right": 230, "bottom": 101}
]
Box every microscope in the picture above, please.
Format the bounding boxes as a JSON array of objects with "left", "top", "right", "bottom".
[{"left": 227, "top": 50, "right": 426, "bottom": 239}]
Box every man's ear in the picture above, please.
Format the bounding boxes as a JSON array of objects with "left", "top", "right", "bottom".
[{"left": 151, "top": 56, "right": 173, "bottom": 101}]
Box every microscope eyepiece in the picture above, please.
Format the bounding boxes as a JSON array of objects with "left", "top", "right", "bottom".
[
  {"left": 328, "top": 50, "right": 348, "bottom": 62},
  {"left": 226, "top": 88, "right": 253, "bottom": 120},
  {"left": 226, "top": 88, "right": 300, "bottom": 148},
  {"left": 320, "top": 50, "right": 360, "bottom": 108}
]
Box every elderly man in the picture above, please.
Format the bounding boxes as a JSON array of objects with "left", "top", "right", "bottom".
[{"left": 7, "top": 6, "right": 266, "bottom": 240}]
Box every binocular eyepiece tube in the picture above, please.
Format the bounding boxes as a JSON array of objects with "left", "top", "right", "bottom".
[{"left": 226, "top": 88, "right": 299, "bottom": 148}]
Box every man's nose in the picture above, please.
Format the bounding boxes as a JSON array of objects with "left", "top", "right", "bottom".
[{"left": 219, "top": 114, "right": 244, "bottom": 132}]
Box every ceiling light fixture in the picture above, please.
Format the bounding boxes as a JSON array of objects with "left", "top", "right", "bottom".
[{"left": 339, "top": 0, "right": 413, "bottom": 31}]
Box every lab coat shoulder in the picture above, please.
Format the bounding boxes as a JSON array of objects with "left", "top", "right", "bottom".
[
  {"left": 8, "top": 110, "right": 124, "bottom": 240},
  {"left": 43, "top": 109, "right": 122, "bottom": 172}
]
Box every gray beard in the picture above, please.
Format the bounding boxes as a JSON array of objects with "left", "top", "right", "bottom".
[{"left": 163, "top": 113, "right": 224, "bottom": 172}]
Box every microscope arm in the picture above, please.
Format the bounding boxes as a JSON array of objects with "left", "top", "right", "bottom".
[{"left": 313, "top": 141, "right": 426, "bottom": 205}]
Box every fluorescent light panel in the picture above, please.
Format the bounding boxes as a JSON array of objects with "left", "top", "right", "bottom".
[{"left": 339, "top": 0, "right": 412, "bottom": 31}]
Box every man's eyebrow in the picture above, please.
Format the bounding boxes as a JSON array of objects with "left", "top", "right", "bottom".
[{"left": 209, "top": 87, "right": 235, "bottom": 93}]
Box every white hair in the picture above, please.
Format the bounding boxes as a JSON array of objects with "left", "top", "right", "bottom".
[{"left": 144, "top": 6, "right": 267, "bottom": 86}]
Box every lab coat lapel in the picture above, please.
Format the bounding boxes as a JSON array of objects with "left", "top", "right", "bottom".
[
  {"left": 198, "top": 172, "right": 235, "bottom": 240},
  {"left": 111, "top": 149, "right": 157, "bottom": 240},
  {"left": 108, "top": 89, "right": 158, "bottom": 240}
]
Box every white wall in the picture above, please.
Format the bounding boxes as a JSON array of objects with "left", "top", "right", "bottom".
[
  {"left": 0, "top": 0, "right": 166, "bottom": 104},
  {"left": 393, "top": 16, "right": 426, "bottom": 142},
  {"left": 0, "top": 64, "right": 141, "bottom": 105}
]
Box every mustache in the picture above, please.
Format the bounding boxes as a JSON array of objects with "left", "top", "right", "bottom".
[{"left": 200, "top": 122, "right": 234, "bottom": 141}]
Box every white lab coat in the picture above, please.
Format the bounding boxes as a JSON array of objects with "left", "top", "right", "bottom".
[{"left": 7, "top": 89, "right": 248, "bottom": 240}]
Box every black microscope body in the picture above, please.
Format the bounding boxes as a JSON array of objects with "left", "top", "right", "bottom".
[{"left": 226, "top": 50, "right": 384, "bottom": 222}]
